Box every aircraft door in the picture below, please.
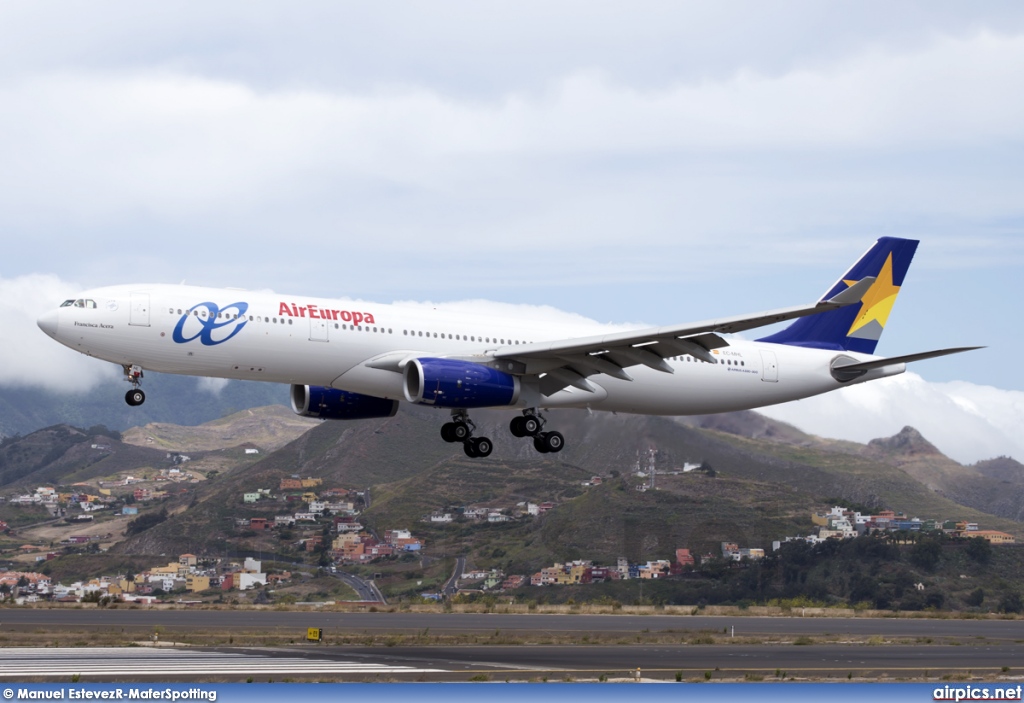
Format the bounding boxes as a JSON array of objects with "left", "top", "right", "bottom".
[
  {"left": 129, "top": 293, "right": 150, "bottom": 327},
  {"left": 309, "top": 317, "right": 328, "bottom": 342},
  {"left": 760, "top": 350, "right": 778, "bottom": 382}
]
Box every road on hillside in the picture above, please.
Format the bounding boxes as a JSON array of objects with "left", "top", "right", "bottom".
[
  {"left": 232, "top": 551, "right": 383, "bottom": 602},
  {"left": 1, "top": 610, "right": 1022, "bottom": 640},
  {"left": 443, "top": 556, "right": 466, "bottom": 595}
]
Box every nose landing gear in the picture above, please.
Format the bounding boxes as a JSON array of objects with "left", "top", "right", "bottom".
[
  {"left": 440, "top": 409, "right": 493, "bottom": 458},
  {"left": 123, "top": 364, "right": 146, "bottom": 406},
  {"left": 510, "top": 410, "right": 564, "bottom": 454}
]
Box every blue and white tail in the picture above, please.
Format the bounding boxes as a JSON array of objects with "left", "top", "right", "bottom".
[{"left": 757, "top": 237, "right": 919, "bottom": 354}]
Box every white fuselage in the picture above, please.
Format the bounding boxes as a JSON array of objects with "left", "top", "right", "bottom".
[{"left": 40, "top": 283, "right": 904, "bottom": 415}]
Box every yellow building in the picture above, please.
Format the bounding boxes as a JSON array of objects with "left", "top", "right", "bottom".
[
  {"left": 300, "top": 478, "right": 323, "bottom": 488},
  {"left": 186, "top": 575, "right": 211, "bottom": 593},
  {"left": 568, "top": 564, "right": 588, "bottom": 584},
  {"left": 333, "top": 533, "right": 361, "bottom": 550},
  {"left": 969, "top": 530, "right": 1016, "bottom": 544}
]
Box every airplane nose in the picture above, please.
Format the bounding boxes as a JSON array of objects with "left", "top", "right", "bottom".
[{"left": 37, "top": 309, "right": 59, "bottom": 338}]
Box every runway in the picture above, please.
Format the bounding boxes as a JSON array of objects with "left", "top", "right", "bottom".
[
  {"left": 0, "top": 647, "right": 444, "bottom": 679},
  {"left": 0, "top": 643, "right": 1020, "bottom": 681}
]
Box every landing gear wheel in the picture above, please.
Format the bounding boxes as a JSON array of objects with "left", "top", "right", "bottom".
[
  {"left": 463, "top": 439, "right": 480, "bottom": 458},
  {"left": 125, "top": 389, "right": 146, "bottom": 407},
  {"left": 521, "top": 415, "right": 541, "bottom": 435},
  {"left": 542, "top": 430, "right": 564, "bottom": 453},
  {"left": 451, "top": 421, "right": 471, "bottom": 442},
  {"left": 533, "top": 435, "right": 550, "bottom": 454},
  {"left": 441, "top": 422, "right": 458, "bottom": 443},
  {"left": 510, "top": 417, "right": 526, "bottom": 437},
  {"left": 473, "top": 437, "right": 493, "bottom": 458}
]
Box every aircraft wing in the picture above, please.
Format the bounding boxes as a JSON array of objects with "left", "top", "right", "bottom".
[{"left": 491, "top": 276, "right": 876, "bottom": 395}]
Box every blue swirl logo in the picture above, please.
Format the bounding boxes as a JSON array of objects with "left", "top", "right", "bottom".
[{"left": 172, "top": 301, "right": 249, "bottom": 346}]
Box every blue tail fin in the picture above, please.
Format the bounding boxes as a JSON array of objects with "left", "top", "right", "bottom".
[{"left": 757, "top": 237, "right": 919, "bottom": 354}]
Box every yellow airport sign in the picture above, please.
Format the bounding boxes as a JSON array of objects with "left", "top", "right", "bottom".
[{"left": 306, "top": 627, "right": 323, "bottom": 642}]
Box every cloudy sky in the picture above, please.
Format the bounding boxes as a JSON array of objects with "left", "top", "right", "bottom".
[{"left": 2, "top": 2, "right": 1023, "bottom": 463}]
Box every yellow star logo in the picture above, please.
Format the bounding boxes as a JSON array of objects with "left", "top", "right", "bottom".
[{"left": 844, "top": 253, "right": 901, "bottom": 339}]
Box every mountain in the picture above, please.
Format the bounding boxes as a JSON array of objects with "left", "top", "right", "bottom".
[
  {"left": 0, "top": 373, "right": 287, "bottom": 440},
  {"left": 96, "top": 405, "right": 1024, "bottom": 560},
  {"left": 120, "top": 405, "right": 317, "bottom": 454},
  {"left": 0, "top": 406, "right": 316, "bottom": 493},
  {"left": 5, "top": 398, "right": 1024, "bottom": 579},
  {"left": 0, "top": 425, "right": 166, "bottom": 490}
]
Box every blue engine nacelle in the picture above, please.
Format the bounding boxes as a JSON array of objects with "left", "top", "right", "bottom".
[
  {"left": 403, "top": 358, "right": 520, "bottom": 408},
  {"left": 290, "top": 385, "right": 399, "bottom": 420}
]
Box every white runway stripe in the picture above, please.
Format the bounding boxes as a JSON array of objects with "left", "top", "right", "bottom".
[{"left": 0, "top": 648, "right": 445, "bottom": 677}]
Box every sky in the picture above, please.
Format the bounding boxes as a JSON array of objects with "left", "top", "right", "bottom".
[{"left": 1, "top": 2, "right": 1023, "bottom": 463}]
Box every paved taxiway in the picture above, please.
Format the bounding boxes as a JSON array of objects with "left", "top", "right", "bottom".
[{"left": 1, "top": 610, "right": 1022, "bottom": 639}]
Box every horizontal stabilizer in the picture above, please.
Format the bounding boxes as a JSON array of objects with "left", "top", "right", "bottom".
[{"left": 831, "top": 346, "right": 983, "bottom": 382}]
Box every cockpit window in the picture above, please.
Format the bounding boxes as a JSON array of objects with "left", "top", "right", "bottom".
[
  {"left": 67, "top": 299, "right": 97, "bottom": 309},
  {"left": 60, "top": 300, "right": 75, "bottom": 307}
]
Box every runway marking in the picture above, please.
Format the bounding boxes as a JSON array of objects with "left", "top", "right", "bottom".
[{"left": 0, "top": 648, "right": 445, "bottom": 677}]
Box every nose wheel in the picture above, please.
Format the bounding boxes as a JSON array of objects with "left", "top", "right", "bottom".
[
  {"left": 122, "top": 364, "right": 146, "bottom": 406},
  {"left": 510, "top": 410, "right": 564, "bottom": 453},
  {"left": 439, "top": 410, "right": 493, "bottom": 458},
  {"left": 125, "top": 388, "right": 146, "bottom": 407}
]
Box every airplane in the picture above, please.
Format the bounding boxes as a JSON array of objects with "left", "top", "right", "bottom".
[{"left": 37, "top": 237, "right": 977, "bottom": 458}]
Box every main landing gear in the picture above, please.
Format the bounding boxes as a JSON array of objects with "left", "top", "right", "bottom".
[
  {"left": 510, "top": 409, "right": 564, "bottom": 454},
  {"left": 440, "top": 409, "right": 494, "bottom": 458},
  {"left": 123, "top": 364, "right": 146, "bottom": 407}
]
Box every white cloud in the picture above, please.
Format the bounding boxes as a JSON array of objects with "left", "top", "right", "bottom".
[
  {"left": 759, "top": 372, "right": 1024, "bottom": 465},
  {"left": 197, "top": 377, "right": 231, "bottom": 395},
  {"left": 2, "top": 30, "right": 1024, "bottom": 229},
  {"left": 0, "top": 275, "right": 118, "bottom": 392}
]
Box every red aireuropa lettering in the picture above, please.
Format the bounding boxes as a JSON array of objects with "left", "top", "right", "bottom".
[{"left": 276, "top": 302, "right": 378, "bottom": 326}]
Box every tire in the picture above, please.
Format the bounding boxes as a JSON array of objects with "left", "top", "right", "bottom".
[
  {"left": 474, "top": 437, "right": 493, "bottom": 458},
  {"left": 440, "top": 422, "right": 456, "bottom": 443},
  {"left": 543, "top": 430, "right": 565, "bottom": 453},
  {"left": 533, "top": 435, "right": 550, "bottom": 453},
  {"left": 509, "top": 416, "right": 526, "bottom": 437},
  {"left": 125, "top": 389, "right": 145, "bottom": 406},
  {"left": 522, "top": 415, "right": 541, "bottom": 435},
  {"left": 452, "top": 421, "right": 470, "bottom": 441},
  {"left": 463, "top": 439, "right": 479, "bottom": 458}
]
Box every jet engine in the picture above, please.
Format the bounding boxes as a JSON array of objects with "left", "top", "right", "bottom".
[
  {"left": 403, "top": 358, "right": 520, "bottom": 408},
  {"left": 290, "top": 385, "right": 399, "bottom": 420}
]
